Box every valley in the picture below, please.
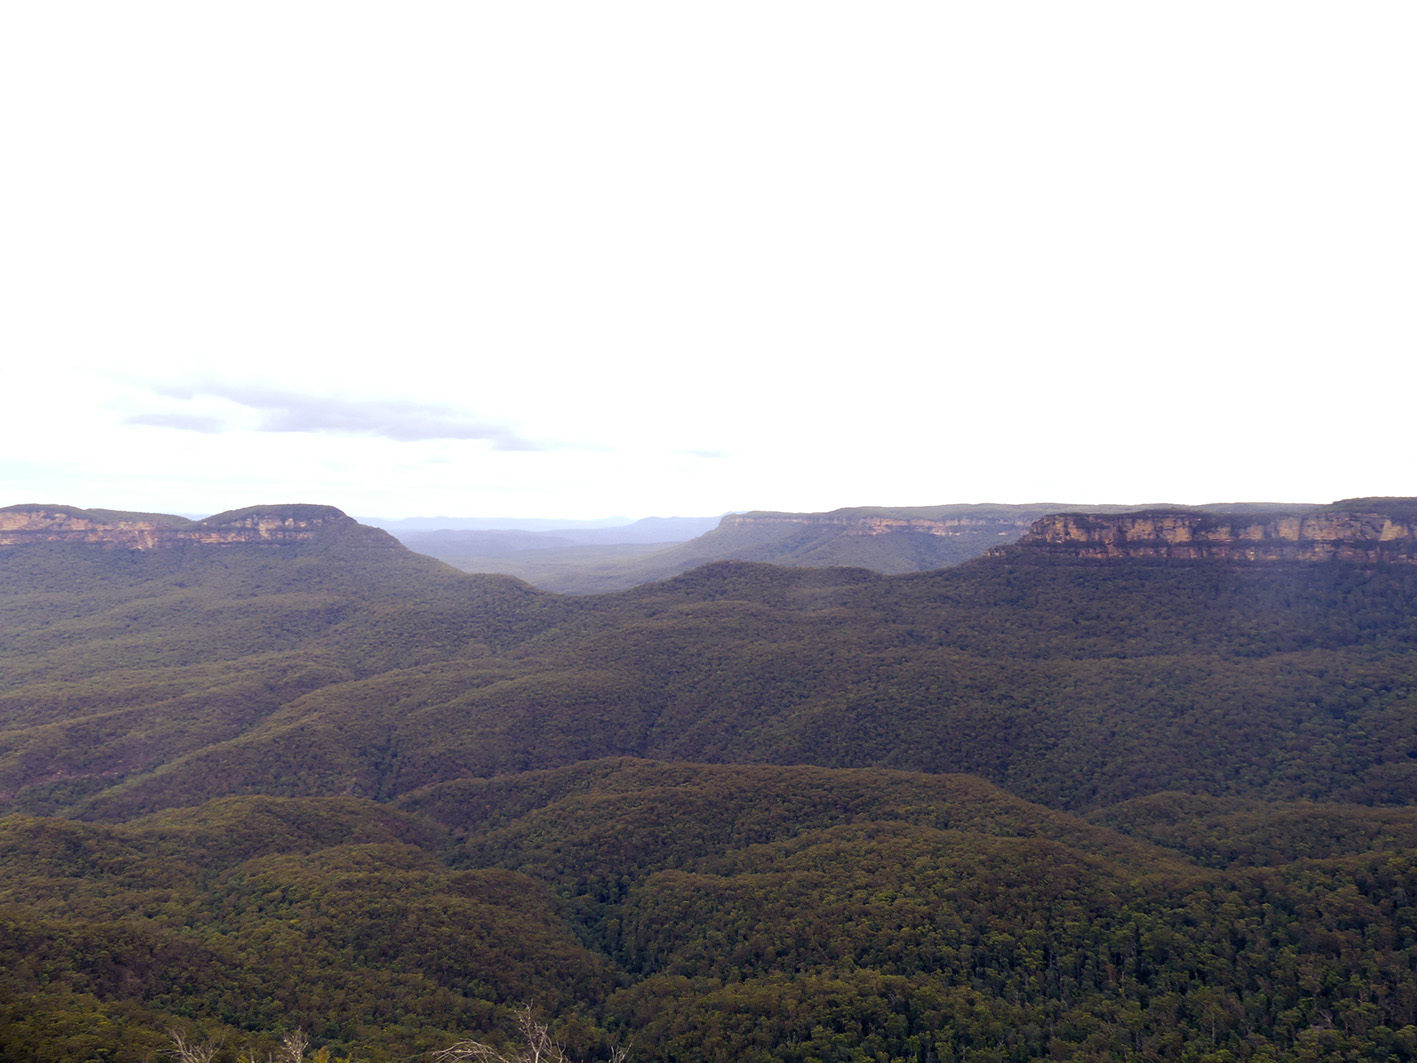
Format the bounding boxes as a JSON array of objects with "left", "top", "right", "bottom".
[
  {"left": 383, "top": 504, "right": 1102, "bottom": 594},
  {"left": 3, "top": 499, "right": 1417, "bottom": 1061}
]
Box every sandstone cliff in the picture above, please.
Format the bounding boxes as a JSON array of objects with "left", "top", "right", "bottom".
[
  {"left": 681, "top": 504, "right": 1077, "bottom": 576},
  {"left": 716, "top": 509, "right": 1040, "bottom": 542},
  {"left": 0, "top": 503, "right": 398, "bottom": 551},
  {"left": 1006, "top": 500, "right": 1417, "bottom": 563}
]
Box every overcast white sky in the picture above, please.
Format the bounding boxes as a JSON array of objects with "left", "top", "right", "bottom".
[{"left": 3, "top": 3, "right": 1413, "bottom": 521}]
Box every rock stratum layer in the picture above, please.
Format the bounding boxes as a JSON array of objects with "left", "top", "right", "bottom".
[
  {"left": 1010, "top": 500, "right": 1417, "bottom": 563},
  {"left": 677, "top": 505, "right": 1092, "bottom": 576},
  {"left": 0, "top": 504, "right": 397, "bottom": 551}
]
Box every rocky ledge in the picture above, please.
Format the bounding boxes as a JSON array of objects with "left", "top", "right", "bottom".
[
  {"left": 0, "top": 504, "right": 397, "bottom": 551},
  {"left": 1006, "top": 499, "right": 1417, "bottom": 564},
  {"left": 720, "top": 507, "right": 1050, "bottom": 541}
]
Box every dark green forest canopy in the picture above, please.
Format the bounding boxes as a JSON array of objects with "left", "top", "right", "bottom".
[
  {"left": 1325, "top": 497, "right": 1417, "bottom": 520},
  {"left": 198, "top": 504, "right": 352, "bottom": 525},
  {"left": 6, "top": 764, "right": 1417, "bottom": 1061},
  {"left": 6, "top": 540, "right": 1417, "bottom": 818},
  {"left": 6, "top": 519, "right": 1417, "bottom": 1060}
]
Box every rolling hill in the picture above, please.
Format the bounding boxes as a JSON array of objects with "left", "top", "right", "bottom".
[{"left": 4, "top": 498, "right": 1417, "bottom": 1060}]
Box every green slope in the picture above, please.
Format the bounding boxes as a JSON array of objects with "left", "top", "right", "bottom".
[
  {"left": 8, "top": 529, "right": 1417, "bottom": 817},
  {"left": 6, "top": 507, "right": 1417, "bottom": 1059},
  {"left": 5, "top": 763, "right": 1417, "bottom": 1061},
  {"left": 0, "top": 532, "right": 571, "bottom": 815}
]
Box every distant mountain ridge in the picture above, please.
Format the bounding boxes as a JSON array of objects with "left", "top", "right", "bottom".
[
  {"left": 13, "top": 498, "right": 1417, "bottom": 579},
  {"left": 1007, "top": 497, "right": 1417, "bottom": 563},
  {"left": 394, "top": 501, "right": 1312, "bottom": 592},
  {"left": 0, "top": 503, "right": 399, "bottom": 552},
  {"left": 690, "top": 503, "right": 1099, "bottom": 572},
  {"left": 395, "top": 503, "right": 1135, "bottom": 592},
  {"left": 393, "top": 515, "right": 723, "bottom": 556}
]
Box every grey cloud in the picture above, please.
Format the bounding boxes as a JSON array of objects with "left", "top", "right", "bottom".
[
  {"left": 126, "top": 412, "right": 230, "bottom": 433},
  {"left": 139, "top": 382, "right": 545, "bottom": 450}
]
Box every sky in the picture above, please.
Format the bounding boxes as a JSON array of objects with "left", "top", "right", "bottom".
[{"left": 3, "top": 3, "right": 1413, "bottom": 522}]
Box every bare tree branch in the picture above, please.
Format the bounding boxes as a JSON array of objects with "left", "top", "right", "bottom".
[
  {"left": 280, "top": 1029, "right": 310, "bottom": 1063},
  {"left": 169, "top": 1030, "right": 220, "bottom": 1063},
  {"left": 429, "top": 1006, "right": 620, "bottom": 1063}
]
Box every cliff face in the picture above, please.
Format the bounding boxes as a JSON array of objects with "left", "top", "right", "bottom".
[
  {"left": 1009, "top": 507, "right": 1417, "bottom": 563},
  {"left": 678, "top": 508, "right": 1051, "bottom": 577},
  {"left": 0, "top": 504, "right": 397, "bottom": 551}
]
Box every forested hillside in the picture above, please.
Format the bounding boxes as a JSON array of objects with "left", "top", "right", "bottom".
[
  {"left": 8, "top": 535, "right": 1416, "bottom": 818},
  {"left": 4, "top": 504, "right": 1417, "bottom": 1061}
]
